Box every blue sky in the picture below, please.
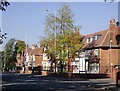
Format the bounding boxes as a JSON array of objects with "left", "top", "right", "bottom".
[{"left": 2, "top": 2, "right": 118, "bottom": 49}]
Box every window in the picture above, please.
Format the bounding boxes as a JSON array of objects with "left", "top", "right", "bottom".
[
  {"left": 29, "top": 56, "right": 31, "bottom": 61},
  {"left": 94, "top": 35, "right": 102, "bottom": 41},
  {"left": 85, "top": 50, "right": 91, "bottom": 59},
  {"left": 95, "top": 35, "right": 98, "bottom": 41},
  {"left": 86, "top": 37, "right": 93, "bottom": 43},
  {"left": 94, "top": 49, "right": 98, "bottom": 57},
  {"left": 86, "top": 38, "right": 89, "bottom": 43},
  {"left": 89, "top": 63, "right": 99, "bottom": 73},
  {"left": 90, "top": 37, "right": 93, "bottom": 42}
]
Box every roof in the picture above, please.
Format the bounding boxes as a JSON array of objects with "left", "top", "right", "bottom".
[
  {"left": 31, "top": 47, "right": 43, "bottom": 55},
  {"left": 27, "top": 48, "right": 32, "bottom": 55},
  {"left": 82, "top": 18, "right": 120, "bottom": 49},
  {"left": 24, "top": 46, "right": 43, "bottom": 56},
  {"left": 82, "top": 29, "right": 109, "bottom": 49}
]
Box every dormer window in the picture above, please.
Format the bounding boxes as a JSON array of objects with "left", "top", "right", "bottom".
[
  {"left": 90, "top": 37, "right": 93, "bottom": 42},
  {"left": 95, "top": 35, "right": 98, "bottom": 41},
  {"left": 86, "top": 38, "right": 89, "bottom": 43},
  {"left": 86, "top": 37, "right": 93, "bottom": 43},
  {"left": 94, "top": 35, "right": 102, "bottom": 41}
]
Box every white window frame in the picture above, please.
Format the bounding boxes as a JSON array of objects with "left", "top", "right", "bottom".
[
  {"left": 86, "top": 38, "right": 89, "bottom": 43},
  {"left": 94, "top": 49, "right": 98, "bottom": 57}
]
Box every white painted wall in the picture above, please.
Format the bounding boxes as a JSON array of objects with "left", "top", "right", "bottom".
[
  {"left": 33, "top": 55, "right": 35, "bottom": 63},
  {"left": 42, "top": 61, "right": 51, "bottom": 70},
  {"left": 72, "top": 58, "right": 86, "bottom": 73},
  {"left": 43, "top": 53, "right": 49, "bottom": 60}
]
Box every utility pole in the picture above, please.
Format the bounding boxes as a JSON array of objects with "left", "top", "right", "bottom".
[
  {"left": 54, "top": 11, "right": 57, "bottom": 73},
  {"left": 44, "top": 9, "right": 57, "bottom": 73},
  {"left": 25, "top": 31, "right": 27, "bottom": 72}
]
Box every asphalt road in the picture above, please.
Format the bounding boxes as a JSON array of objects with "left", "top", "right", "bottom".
[{"left": 1, "top": 72, "right": 117, "bottom": 91}]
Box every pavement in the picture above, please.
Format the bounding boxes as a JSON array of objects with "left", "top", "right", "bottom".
[{"left": 1, "top": 72, "right": 120, "bottom": 91}]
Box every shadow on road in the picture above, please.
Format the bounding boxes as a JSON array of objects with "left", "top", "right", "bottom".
[{"left": 1, "top": 72, "right": 119, "bottom": 91}]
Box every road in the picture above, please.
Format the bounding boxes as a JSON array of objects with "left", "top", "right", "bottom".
[{"left": 1, "top": 72, "right": 117, "bottom": 91}]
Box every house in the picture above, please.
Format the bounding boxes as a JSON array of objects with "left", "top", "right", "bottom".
[
  {"left": 70, "top": 29, "right": 86, "bottom": 73},
  {"left": 42, "top": 46, "right": 51, "bottom": 70},
  {"left": 16, "top": 50, "right": 25, "bottom": 71},
  {"left": 73, "top": 18, "right": 120, "bottom": 74},
  {"left": 16, "top": 44, "right": 50, "bottom": 73}
]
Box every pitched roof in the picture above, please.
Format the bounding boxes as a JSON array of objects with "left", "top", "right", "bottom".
[
  {"left": 82, "top": 18, "right": 120, "bottom": 49},
  {"left": 82, "top": 29, "right": 109, "bottom": 49},
  {"left": 24, "top": 46, "right": 43, "bottom": 56},
  {"left": 31, "top": 47, "right": 43, "bottom": 55},
  {"left": 27, "top": 48, "right": 32, "bottom": 55}
]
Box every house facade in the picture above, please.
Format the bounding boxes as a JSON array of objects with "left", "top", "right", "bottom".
[
  {"left": 81, "top": 19, "right": 120, "bottom": 73},
  {"left": 72, "top": 19, "right": 120, "bottom": 74},
  {"left": 16, "top": 44, "right": 50, "bottom": 73},
  {"left": 16, "top": 19, "right": 120, "bottom": 74}
]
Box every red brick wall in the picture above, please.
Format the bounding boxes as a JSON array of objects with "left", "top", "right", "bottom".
[
  {"left": 48, "top": 72, "right": 111, "bottom": 79},
  {"left": 99, "top": 48, "right": 110, "bottom": 73},
  {"left": 35, "top": 55, "right": 43, "bottom": 66}
]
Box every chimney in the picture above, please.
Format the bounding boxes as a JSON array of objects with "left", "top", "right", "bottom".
[
  {"left": 75, "top": 27, "right": 79, "bottom": 36},
  {"left": 32, "top": 44, "right": 37, "bottom": 50},
  {"left": 109, "top": 18, "right": 116, "bottom": 30}
]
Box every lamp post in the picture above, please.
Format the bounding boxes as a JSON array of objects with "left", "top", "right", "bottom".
[
  {"left": 25, "top": 30, "right": 27, "bottom": 66},
  {"left": 109, "top": 40, "right": 113, "bottom": 80},
  {"left": 54, "top": 11, "right": 57, "bottom": 73},
  {"left": 44, "top": 9, "right": 57, "bottom": 73}
]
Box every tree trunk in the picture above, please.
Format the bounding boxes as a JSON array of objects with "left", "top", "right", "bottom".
[{"left": 60, "top": 64, "right": 63, "bottom": 72}]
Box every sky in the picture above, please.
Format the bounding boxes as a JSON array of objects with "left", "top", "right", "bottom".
[
  {"left": 7, "top": 0, "right": 120, "bottom": 2},
  {"left": 1, "top": 2, "right": 118, "bottom": 50}
]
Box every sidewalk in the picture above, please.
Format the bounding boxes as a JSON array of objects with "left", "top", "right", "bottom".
[{"left": 87, "top": 78, "right": 119, "bottom": 90}]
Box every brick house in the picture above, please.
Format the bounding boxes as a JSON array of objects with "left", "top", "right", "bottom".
[
  {"left": 16, "top": 45, "right": 32, "bottom": 72},
  {"left": 80, "top": 19, "right": 120, "bottom": 73},
  {"left": 16, "top": 44, "right": 50, "bottom": 73}
]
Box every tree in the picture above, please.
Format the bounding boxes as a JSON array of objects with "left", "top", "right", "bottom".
[
  {"left": 56, "top": 27, "right": 83, "bottom": 72},
  {"left": 104, "top": 0, "right": 115, "bottom": 2},
  {"left": 1, "top": 51, "right": 4, "bottom": 70},
  {"left": 41, "top": 3, "right": 83, "bottom": 72},
  {"left": 4, "top": 38, "right": 16, "bottom": 71},
  {"left": 0, "top": 0, "right": 10, "bottom": 72},
  {"left": 0, "top": 0, "right": 10, "bottom": 11},
  {"left": 15, "top": 40, "right": 26, "bottom": 54}
]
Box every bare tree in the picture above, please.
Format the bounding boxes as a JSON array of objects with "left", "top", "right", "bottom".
[
  {"left": 0, "top": 0, "right": 10, "bottom": 11},
  {"left": 104, "top": 0, "right": 115, "bottom": 2}
]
